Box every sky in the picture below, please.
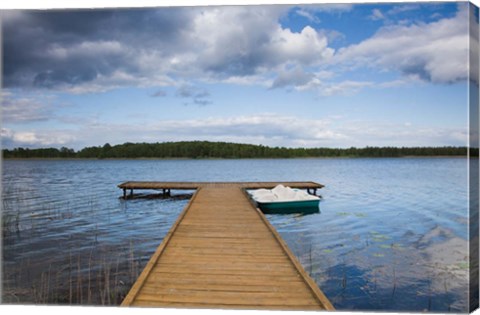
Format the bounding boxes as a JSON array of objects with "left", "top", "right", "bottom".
[{"left": 1, "top": 1, "right": 478, "bottom": 150}]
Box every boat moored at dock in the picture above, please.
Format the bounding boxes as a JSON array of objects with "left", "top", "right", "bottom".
[{"left": 249, "top": 185, "right": 321, "bottom": 214}]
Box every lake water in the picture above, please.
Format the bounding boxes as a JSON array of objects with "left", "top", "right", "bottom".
[{"left": 1, "top": 158, "right": 473, "bottom": 311}]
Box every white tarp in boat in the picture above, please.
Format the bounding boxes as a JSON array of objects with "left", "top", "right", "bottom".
[{"left": 250, "top": 184, "right": 319, "bottom": 203}]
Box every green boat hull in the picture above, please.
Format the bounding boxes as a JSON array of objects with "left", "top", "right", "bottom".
[{"left": 257, "top": 200, "right": 320, "bottom": 214}]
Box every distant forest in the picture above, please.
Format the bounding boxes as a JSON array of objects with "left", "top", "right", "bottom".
[{"left": 2, "top": 141, "right": 478, "bottom": 159}]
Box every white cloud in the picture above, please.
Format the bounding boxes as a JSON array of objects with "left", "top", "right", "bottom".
[
  {"left": 295, "top": 8, "right": 321, "bottom": 24},
  {"left": 1, "top": 128, "right": 77, "bottom": 147},
  {"left": 219, "top": 74, "right": 273, "bottom": 87},
  {"left": 152, "top": 114, "right": 342, "bottom": 143},
  {"left": 268, "top": 26, "right": 334, "bottom": 66},
  {"left": 2, "top": 112, "right": 468, "bottom": 149},
  {"left": 336, "top": 4, "right": 470, "bottom": 84},
  {"left": 377, "top": 78, "right": 418, "bottom": 88},
  {"left": 1, "top": 92, "right": 57, "bottom": 122},
  {"left": 190, "top": 7, "right": 333, "bottom": 79},
  {"left": 387, "top": 4, "right": 421, "bottom": 16},
  {"left": 319, "top": 80, "right": 374, "bottom": 96},
  {"left": 61, "top": 70, "right": 176, "bottom": 94},
  {"left": 278, "top": 75, "right": 375, "bottom": 96},
  {"left": 271, "top": 65, "right": 315, "bottom": 89},
  {"left": 1, "top": 127, "right": 14, "bottom": 139},
  {"left": 46, "top": 40, "right": 124, "bottom": 60},
  {"left": 54, "top": 114, "right": 346, "bottom": 149},
  {"left": 369, "top": 8, "right": 386, "bottom": 21},
  {"left": 339, "top": 121, "right": 468, "bottom": 147}
]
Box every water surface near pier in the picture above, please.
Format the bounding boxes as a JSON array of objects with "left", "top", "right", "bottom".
[{"left": 2, "top": 158, "right": 471, "bottom": 311}]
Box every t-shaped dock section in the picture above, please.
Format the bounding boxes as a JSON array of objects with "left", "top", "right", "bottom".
[{"left": 119, "top": 181, "right": 333, "bottom": 310}]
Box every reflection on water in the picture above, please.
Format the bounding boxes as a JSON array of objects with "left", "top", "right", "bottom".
[
  {"left": 1, "top": 158, "right": 471, "bottom": 311},
  {"left": 272, "top": 222, "right": 469, "bottom": 312},
  {"left": 265, "top": 158, "right": 471, "bottom": 312}
]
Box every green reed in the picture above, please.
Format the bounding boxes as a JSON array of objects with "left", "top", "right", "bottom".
[{"left": 3, "top": 242, "right": 143, "bottom": 305}]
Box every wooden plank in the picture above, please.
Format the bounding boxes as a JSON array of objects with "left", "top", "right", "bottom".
[
  {"left": 179, "top": 222, "right": 265, "bottom": 228},
  {"left": 179, "top": 220, "right": 261, "bottom": 225},
  {"left": 150, "top": 266, "right": 295, "bottom": 276},
  {"left": 141, "top": 281, "right": 310, "bottom": 293},
  {"left": 134, "top": 292, "right": 320, "bottom": 306},
  {"left": 142, "top": 280, "right": 308, "bottom": 292},
  {"left": 138, "top": 287, "right": 317, "bottom": 302},
  {"left": 175, "top": 226, "right": 269, "bottom": 233},
  {"left": 168, "top": 235, "right": 278, "bottom": 244},
  {"left": 165, "top": 246, "right": 290, "bottom": 255},
  {"left": 170, "top": 243, "right": 275, "bottom": 252},
  {"left": 158, "top": 255, "right": 291, "bottom": 264},
  {"left": 145, "top": 272, "right": 305, "bottom": 285},
  {"left": 120, "top": 189, "right": 202, "bottom": 306},
  {"left": 164, "top": 242, "right": 287, "bottom": 252},
  {"left": 154, "top": 260, "right": 293, "bottom": 269},
  {"left": 164, "top": 246, "right": 282, "bottom": 254},
  {"left": 131, "top": 300, "right": 323, "bottom": 310},
  {"left": 172, "top": 231, "right": 274, "bottom": 239},
  {"left": 162, "top": 247, "right": 288, "bottom": 257}
]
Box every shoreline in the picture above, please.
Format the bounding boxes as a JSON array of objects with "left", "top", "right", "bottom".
[{"left": 1, "top": 155, "right": 471, "bottom": 161}]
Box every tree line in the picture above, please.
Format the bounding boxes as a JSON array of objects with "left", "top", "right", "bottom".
[{"left": 2, "top": 141, "right": 477, "bottom": 159}]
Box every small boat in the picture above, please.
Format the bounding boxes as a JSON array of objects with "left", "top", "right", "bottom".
[{"left": 249, "top": 185, "right": 320, "bottom": 214}]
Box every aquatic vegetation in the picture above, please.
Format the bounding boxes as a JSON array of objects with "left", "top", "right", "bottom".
[
  {"left": 456, "top": 261, "right": 469, "bottom": 270},
  {"left": 3, "top": 244, "right": 144, "bottom": 305},
  {"left": 2, "top": 213, "right": 20, "bottom": 235},
  {"left": 2, "top": 181, "right": 188, "bottom": 305},
  {"left": 371, "top": 234, "right": 391, "bottom": 242},
  {"left": 2, "top": 197, "right": 20, "bottom": 236}
]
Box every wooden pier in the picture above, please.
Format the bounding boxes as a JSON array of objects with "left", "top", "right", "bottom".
[
  {"left": 119, "top": 181, "right": 333, "bottom": 310},
  {"left": 119, "top": 181, "right": 323, "bottom": 199}
]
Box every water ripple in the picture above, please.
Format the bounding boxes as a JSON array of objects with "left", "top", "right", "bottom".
[{"left": 2, "top": 158, "right": 470, "bottom": 311}]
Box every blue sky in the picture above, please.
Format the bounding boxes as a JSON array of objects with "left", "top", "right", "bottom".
[{"left": 1, "top": 1, "right": 477, "bottom": 149}]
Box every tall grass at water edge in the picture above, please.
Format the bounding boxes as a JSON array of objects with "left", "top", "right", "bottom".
[
  {"left": 3, "top": 243, "right": 141, "bottom": 305},
  {"left": 1, "top": 192, "right": 146, "bottom": 305}
]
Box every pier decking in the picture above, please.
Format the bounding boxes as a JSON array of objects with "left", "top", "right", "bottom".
[
  {"left": 119, "top": 181, "right": 333, "bottom": 310},
  {"left": 118, "top": 181, "right": 324, "bottom": 199}
]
